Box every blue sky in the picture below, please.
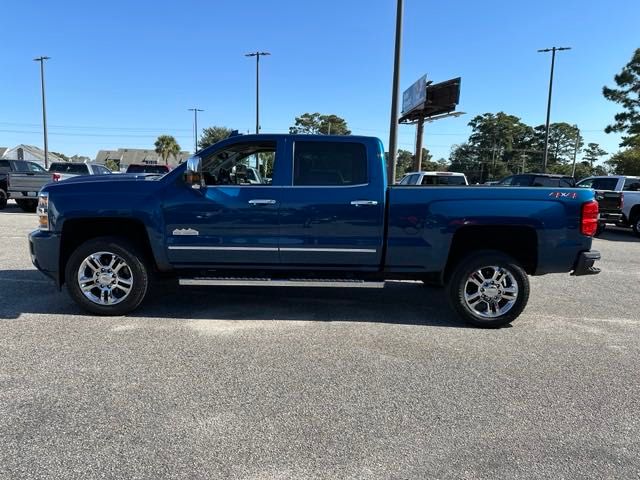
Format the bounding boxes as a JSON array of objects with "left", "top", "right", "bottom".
[{"left": 1, "top": 0, "right": 638, "bottom": 161}]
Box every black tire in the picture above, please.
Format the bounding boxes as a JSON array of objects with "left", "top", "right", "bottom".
[
  {"left": 65, "top": 236, "right": 149, "bottom": 316},
  {"left": 446, "top": 250, "right": 530, "bottom": 328},
  {"left": 0, "top": 188, "right": 7, "bottom": 210},
  {"left": 632, "top": 215, "right": 640, "bottom": 239},
  {"left": 594, "top": 223, "right": 606, "bottom": 237},
  {"left": 15, "top": 199, "right": 38, "bottom": 212}
]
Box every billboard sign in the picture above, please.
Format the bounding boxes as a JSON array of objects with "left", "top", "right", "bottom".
[{"left": 402, "top": 75, "right": 427, "bottom": 114}]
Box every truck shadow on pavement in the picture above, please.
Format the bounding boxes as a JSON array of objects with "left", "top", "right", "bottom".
[
  {"left": 597, "top": 228, "right": 638, "bottom": 243},
  {"left": 0, "top": 269, "right": 468, "bottom": 328}
]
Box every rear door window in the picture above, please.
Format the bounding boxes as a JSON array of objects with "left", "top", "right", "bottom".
[
  {"left": 623, "top": 178, "right": 640, "bottom": 191},
  {"left": 590, "top": 178, "right": 619, "bottom": 190},
  {"left": 293, "top": 141, "right": 367, "bottom": 186},
  {"left": 511, "top": 175, "right": 532, "bottom": 186}
]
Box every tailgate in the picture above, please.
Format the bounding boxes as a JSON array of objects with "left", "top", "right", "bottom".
[
  {"left": 8, "top": 173, "right": 51, "bottom": 194},
  {"left": 595, "top": 190, "right": 623, "bottom": 213}
]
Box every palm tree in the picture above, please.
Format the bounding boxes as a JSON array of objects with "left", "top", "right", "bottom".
[{"left": 154, "top": 135, "right": 181, "bottom": 166}]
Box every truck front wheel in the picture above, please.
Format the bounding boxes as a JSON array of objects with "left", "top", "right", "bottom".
[
  {"left": 447, "top": 251, "right": 530, "bottom": 328},
  {"left": 16, "top": 199, "right": 38, "bottom": 212},
  {"left": 0, "top": 188, "right": 7, "bottom": 209},
  {"left": 65, "top": 236, "right": 149, "bottom": 316}
]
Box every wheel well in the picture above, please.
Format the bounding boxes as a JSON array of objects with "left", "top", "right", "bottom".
[
  {"left": 60, "top": 218, "right": 155, "bottom": 285},
  {"left": 444, "top": 226, "right": 538, "bottom": 280},
  {"left": 630, "top": 205, "right": 640, "bottom": 223}
]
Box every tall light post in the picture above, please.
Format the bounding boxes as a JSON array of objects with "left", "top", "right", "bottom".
[
  {"left": 245, "top": 51, "right": 270, "bottom": 134},
  {"left": 33, "top": 56, "right": 51, "bottom": 169},
  {"left": 538, "top": 46, "right": 571, "bottom": 173},
  {"left": 188, "top": 107, "right": 204, "bottom": 153},
  {"left": 387, "top": 0, "right": 403, "bottom": 184}
]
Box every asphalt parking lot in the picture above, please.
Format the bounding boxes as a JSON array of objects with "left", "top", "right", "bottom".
[{"left": 1, "top": 201, "right": 639, "bottom": 479}]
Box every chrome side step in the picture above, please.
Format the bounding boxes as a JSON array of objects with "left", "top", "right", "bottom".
[{"left": 178, "top": 277, "right": 385, "bottom": 288}]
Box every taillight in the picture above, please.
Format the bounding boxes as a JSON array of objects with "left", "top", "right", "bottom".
[
  {"left": 581, "top": 200, "right": 599, "bottom": 236},
  {"left": 52, "top": 173, "right": 61, "bottom": 182},
  {"left": 620, "top": 192, "right": 624, "bottom": 210}
]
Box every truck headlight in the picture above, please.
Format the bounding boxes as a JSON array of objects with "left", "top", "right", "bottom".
[{"left": 37, "top": 192, "right": 50, "bottom": 231}]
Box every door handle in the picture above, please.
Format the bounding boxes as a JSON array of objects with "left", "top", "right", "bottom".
[
  {"left": 248, "top": 199, "right": 277, "bottom": 205},
  {"left": 350, "top": 200, "right": 378, "bottom": 206}
]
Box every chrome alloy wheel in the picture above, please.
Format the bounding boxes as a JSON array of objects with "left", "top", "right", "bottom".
[
  {"left": 77, "top": 251, "right": 134, "bottom": 306},
  {"left": 463, "top": 266, "right": 519, "bottom": 318}
]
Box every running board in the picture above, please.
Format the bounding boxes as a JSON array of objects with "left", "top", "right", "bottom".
[{"left": 178, "top": 277, "right": 385, "bottom": 288}]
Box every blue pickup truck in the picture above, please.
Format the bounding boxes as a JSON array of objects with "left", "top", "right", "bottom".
[{"left": 29, "top": 134, "right": 601, "bottom": 327}]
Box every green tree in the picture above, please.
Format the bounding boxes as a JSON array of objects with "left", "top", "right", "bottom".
[
  {"left": 392, "top": 148, "right": 434, "bottom": 181},
  {"left": 289, "top": 113, "right": 351, "bottom": 135},
  {"left": 603, "top": 48, "right": 640, "bottom": 147},
  {"left": 606, "top": 147, "right": 640, "bottom": 175},
  {"left": 466, "top": 112, "right": 536, "bottom": 175},
  {"left": 449, "top": 143, "right": 483, "bottom": 183},
  {"left": 105, "top": 159, "right": 120, "bottom": 172},
  {"left": 199, "top": 126, "right": 233, "bottom": 149},
  {"left": 154, "top": 135, "right": 181, "bottom": 166},
  {"left": 531, "top": 123, "right": 583, "bottom": 167},
  {"left": 582, "top": 143, "right": 608, "bottom": 171}
]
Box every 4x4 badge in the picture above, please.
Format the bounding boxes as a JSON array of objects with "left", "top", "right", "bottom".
[{"left": 172, "top": 228, "right": 199, "bottom": 236}]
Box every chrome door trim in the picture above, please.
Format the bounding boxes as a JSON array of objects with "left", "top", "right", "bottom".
[{"left": 168, "top": 246, "right": 278, "bottom": 251}]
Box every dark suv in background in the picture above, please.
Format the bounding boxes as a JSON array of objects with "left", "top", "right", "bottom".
[{"left": 497, "top": 173, "right": 575, "bottom": 187}]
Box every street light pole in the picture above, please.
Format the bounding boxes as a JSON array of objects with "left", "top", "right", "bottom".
[
  {"left": 387, "top": 0, "right": 403, "bottom": 184},
  {"left": 188, "top": 108, "right": 204, "bottom": 153},
  {"left": 245, "top": 51, "right": 271, "bottom": 134},
  {"left": 538, "top": 46, "right": 571, "bottom": 173},
  {"left": 571, "top": 124, "right": 580, "bottom": 178},
  {"left": 33, "top": 56, "right": 51, "bottom": 169}
]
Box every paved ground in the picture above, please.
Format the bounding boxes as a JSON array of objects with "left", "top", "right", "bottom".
[{"left": 1, "top": 200, "right": 639, "bottom": 479}]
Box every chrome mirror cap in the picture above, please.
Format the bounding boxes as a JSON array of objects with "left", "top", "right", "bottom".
[{"left": 185, "top": 155, "right": 203, "bottom": 189}]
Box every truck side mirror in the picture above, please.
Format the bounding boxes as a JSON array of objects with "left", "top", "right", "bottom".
[{"left": 185, "top": 155, "right": 203, "bottom": 190}]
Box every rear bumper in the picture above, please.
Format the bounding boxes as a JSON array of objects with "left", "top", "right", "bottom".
[
  {"left": 571, "top": 250, "right": 601, "bottom": 276},
  {"left": 599, "top": 212, "right": 623, "bottom": 222},
  {"left": 28, "top": 230, "right": 61, "bottom": 287},
  {"left": 8, "top": 190, "right": 39, "bottom": 200}
]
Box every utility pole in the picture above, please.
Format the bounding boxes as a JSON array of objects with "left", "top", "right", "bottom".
[
  {"left": 387, "top": 0, "right": 403, "bottom": 184},
  {"left": 414, "top": 118, "right": 424, "bottom": 172},
  {"left": 538, "top": 46, "right": 571, "bottom": 173},
  {"left": 245, "top": 51, "right": 270, "bottom": 134},
  {"left": 33, "top": 56, "right": 51, "bottom": 169},
  {"left": 188, "top": 108, "right": 204, "bottom": 153},
  {"left": 571, "top": 125, "right": 580, "bottom": 178},
  {"left": 521, "top": 153, "right": 527, "bottom": 174}
]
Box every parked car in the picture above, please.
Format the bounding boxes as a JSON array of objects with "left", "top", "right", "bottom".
[
  {"left": 126, "top": 164, "right": 170, "bottom": 174},
  {"left": 49, "top": 162, "right": 112, "bottom": 182},
  {"left": 1, "top": 159, "right": 49, "bottom": 209},
  {"left": 576, "top": 175, "right": 640, "bottom": 237},
  {"left": 8, "top": 161, "right": 111, "bottom": 211},
  {"left": 2, "top": 159, "right": 50, "bottom": 211},
  {"left": 399, "top": 171, "right": 468, "bottom": 186},
  {"left": 497, "top": 173, "right": 575, "bottom": 188},
  {"left": 29, "top": 134, "right": 601, "bottom": 328}
]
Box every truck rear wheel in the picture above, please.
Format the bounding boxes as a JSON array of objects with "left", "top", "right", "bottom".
[
  {"left": 447, "top": 250, "right": 530, "bottom": 328},
  {"left": 632, "top": 215, "right": 640, "bottom": 239},
  {"left": 65, "top": 236, "right": 149, "bottom": 316},
  {"left": 16, "top": 199, "right": 38, "bottom": 212},
  {"left": 0, "top": 188, "right": 7, "bottom": 210}
]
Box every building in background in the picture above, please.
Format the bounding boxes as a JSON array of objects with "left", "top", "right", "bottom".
[
  {"left": 95, "top": 148, "right": 190, "bottom": 171},
  {"left": 1, "top": 144, "right": 64, "bottom": 167}
]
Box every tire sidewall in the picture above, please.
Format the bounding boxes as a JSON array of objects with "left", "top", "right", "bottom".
[
  {"left": 447, "top": 251, "right": 530, "bottom": 328},
  {"left": 65, "top": 237, "right": 149, "bottom": 316},
  {"left": 0, "top": 189, "right": 7, "bottom": 209},
  {"left": 633, "top": 216, "right": 640, "bottom": 238}
]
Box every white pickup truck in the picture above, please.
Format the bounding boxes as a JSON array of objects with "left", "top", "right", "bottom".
[{"left": 576, "top": 175, "right": 640, "bottom": 237}]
